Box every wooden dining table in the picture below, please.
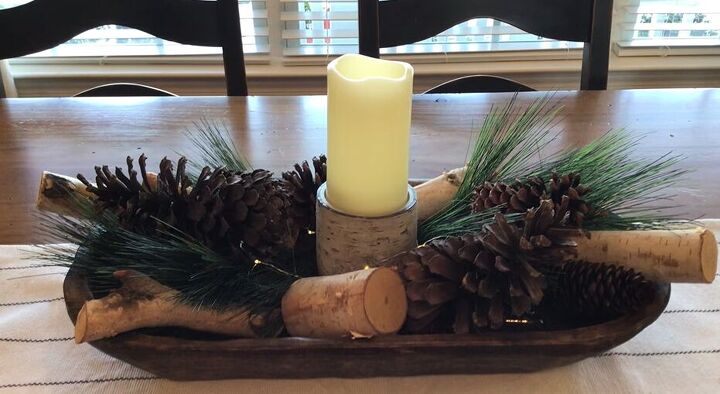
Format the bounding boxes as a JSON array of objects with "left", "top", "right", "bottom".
[
  {"left": 1, "top": 89, "right": 720, "bottom": 392},
  {"left": 1, "top": 88, "right": 719, "bottom": 244}
]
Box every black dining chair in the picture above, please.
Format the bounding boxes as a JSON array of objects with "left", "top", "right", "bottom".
[
  {"left": 358, "top": 0, "right": 613, "bottom": 93},
  {"left": 0, "top": 0, "right": 248, "bottom": 96}
]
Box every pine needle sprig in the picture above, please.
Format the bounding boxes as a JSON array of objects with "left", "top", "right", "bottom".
[
  {"left": 526, "top": 131, "right": 686, "bottom": 228},
  {"left": 418, "top": 208, "right": 509, "bottom": 243},
  {"left": 184, "top": 119, "right": 251, "bottom": 178},
  {"left": 36, "top": 209, "right": 297, "bottom": 315},
  {"left": 419, "top": 93, "right": 562, "bottom": 241},
  {"left": 456, "top": 93, "right": 561, "bottom": 198},
  {"left": 419, "top": 96, "right": 687, "bottom": 241}
]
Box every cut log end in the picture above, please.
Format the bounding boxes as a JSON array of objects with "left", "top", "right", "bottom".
[
  {"left": 364, "top": 267, "right": 408, "bottom": 335},
  {"left": 700, "top": 228, "right": 718, "bottom": 283},
  {"left": 74, "top": 304, "right": 89, "bottom": 344}
]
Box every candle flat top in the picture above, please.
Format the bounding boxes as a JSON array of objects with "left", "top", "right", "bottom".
[{"left": 328, "top": 54, "right": 413, "bottom": 83}]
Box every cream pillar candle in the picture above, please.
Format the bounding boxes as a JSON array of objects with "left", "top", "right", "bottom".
[{"left": 326, "top": 54, "right": 414, "bottom": 217}]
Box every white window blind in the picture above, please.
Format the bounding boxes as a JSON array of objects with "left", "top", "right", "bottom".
[
  {"left": 0, "top": 0, "right": 269, "bottom": 56},
  {"left": 280, "top": 0, "right": 581, "bottom": 56},
  {"left": 614, "top": 0, "right": 719, "bottom": 54}
]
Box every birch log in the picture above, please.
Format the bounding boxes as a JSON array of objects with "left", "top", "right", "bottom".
[
  {"left": 37, "top": 172, "right": 96, "bottom": 216},
  {"left": 282, "top": 267, "right": 407, "bottom": 338},
  {"left": 78, "top": 268, "right": 408, "bottom": 341},
  {"left": 413, "top": 166, "right": 465, "bottom": 221},
  {"left": 75, "top": 270, "right": 273, "bottom": 343},
  {"left": 552, "top": 227, "right": 717, "bottom": 283}
]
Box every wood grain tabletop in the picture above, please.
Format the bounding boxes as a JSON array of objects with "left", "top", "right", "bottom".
[{"left": 1, "top": 89, "right": 718, "bottom": 244}]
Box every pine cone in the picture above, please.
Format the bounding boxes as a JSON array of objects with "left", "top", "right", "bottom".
[
  {"left": 471, "top": 177, "right": 545, "bottom": 214},
  {"left": 78, "top": 155, "right": 299, "bottom": 265},
  {"left": 77, "top": 154, "right": 183, "bottom": 233},
  {"left": 282, "top": 155, "right": 327, "bottom": 234},
  {"left": 549, "top": 173, "right": 590, "bottom": 226},
  {"left": 541, "top": 261, "right": 656, "bottom": 322},
  {"left": 280, "top": 155, "right": 326, "bottom": 272},
  {"left": 186, "top": 166, "right": 298, "bottom": 260},
  {"left": 390, "top": 242, "right": 467, "bottom": 333},
  {"left": 471, "top": 173, "right": 590, "bottom": 227},
  {"left": 388, "top": 200, "right": 564, "bottom": 333}
]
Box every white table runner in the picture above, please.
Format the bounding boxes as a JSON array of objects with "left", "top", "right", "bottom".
[{"left": 1, "top": 222, "right": 719, "bottom": 393}]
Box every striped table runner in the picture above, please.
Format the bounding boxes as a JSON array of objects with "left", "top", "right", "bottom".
[{"left": 1, "top": 222, "right": 719, "bottom": 394}]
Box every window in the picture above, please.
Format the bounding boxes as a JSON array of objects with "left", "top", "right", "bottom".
[
  {"left": 280, "top": 1, "right": 581, "bottom": 56},
  {"left": 615, "top": 0, "right": 719, "bottom": 51},
  {"left": 0, "top": 1, "right": 269, "bottom": 56},
  {"left": 2, "top": 0, "right": 718, "bottom": 63}
]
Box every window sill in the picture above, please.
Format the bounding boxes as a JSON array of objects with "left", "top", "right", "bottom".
[
  {"left": 6, "top": 51, "right": 720, "bottom": 96},
  {"left": 613, "top": 42, "right": 720, "bottom": 57}
]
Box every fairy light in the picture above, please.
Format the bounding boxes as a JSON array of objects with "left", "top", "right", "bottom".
[
  {"left": 254, "top": 259, "right": 262, "bottom": 267},
  {"left": 504, "top": 319, "right": 530, "bottom": 324},
  {"left": 363, "top": 264, "right": 370, "bottom": 270},
  {"left": 307, "top": 229, "right": 316, "bottom": 235}
]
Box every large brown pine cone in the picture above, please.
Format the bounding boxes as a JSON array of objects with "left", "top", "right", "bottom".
[
  {"left": 78, "top": 155, "right": 299, "bottom": 265},
  {"left": 388, "top": 200, "right": 564, "bottom": 333},
  {"left": 185, "top": 166, "right": 298, "bottom": 260}
]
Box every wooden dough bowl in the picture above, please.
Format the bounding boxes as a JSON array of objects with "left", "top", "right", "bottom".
[{"left": 63, "top": 264, "right": 670, "bottom": 380}]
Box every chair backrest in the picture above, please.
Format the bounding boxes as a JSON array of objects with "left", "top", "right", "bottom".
[
  {"left": 359, "top": 0, "right": 613, "bottom": 90},
  {"left": 74, "top": 83, "right": 177, "bottom": 97},
  {"left": 0, "top": 0, "right": 248, "bottom": 96}
]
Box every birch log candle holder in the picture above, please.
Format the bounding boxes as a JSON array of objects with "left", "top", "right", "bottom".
[{"left": 316, "top": 183, "right": 418, "bottom": 275}]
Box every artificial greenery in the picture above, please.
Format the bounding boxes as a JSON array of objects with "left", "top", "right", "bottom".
[
  {"left": 38, "top": 94, "right": 685, "bottom": 318},
  {"left": 185, "top": 119, "right": 251, "bottom": 178},
  {"left": 418, "top": 94, "right": 684, "bottom": 241},
  {"left": 418, "top": 94, "right": 560, "bottom": 240},
  {"left": 39, "top": 204, "right": 296, "bottom": 316}
]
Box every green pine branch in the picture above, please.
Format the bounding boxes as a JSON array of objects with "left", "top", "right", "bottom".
[
  {"left": 184, "top": 119, "right": 251, "bottom": 178},
  {"left": 419, "top": 93, "right": 561, "bottom": 241},
  {"left": 419, "top": 94, "right": 686, "bottom": 242},
  {"left": 529, "top": 131, "right": 686, "bottom": 229},
  {"left": 37, "top": 205, "right": 296, "bottom": 315}
]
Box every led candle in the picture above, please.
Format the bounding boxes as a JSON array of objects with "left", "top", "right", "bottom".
[{"left": 326, "top": 54, "right": 414, "bottom": 217}]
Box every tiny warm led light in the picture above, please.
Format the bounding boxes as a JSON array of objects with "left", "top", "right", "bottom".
[
  {"left": 505, "top": 319, "right": 530, "bottom": 324},
  {"left": 254, "top": 259, "right": 262, "bottom": 266},
  {"left": 307, "top": 230, "right": 316, "bottom": 235},
  {"left": 363, "top": 264, "right": 370, "bottom": 270}
]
